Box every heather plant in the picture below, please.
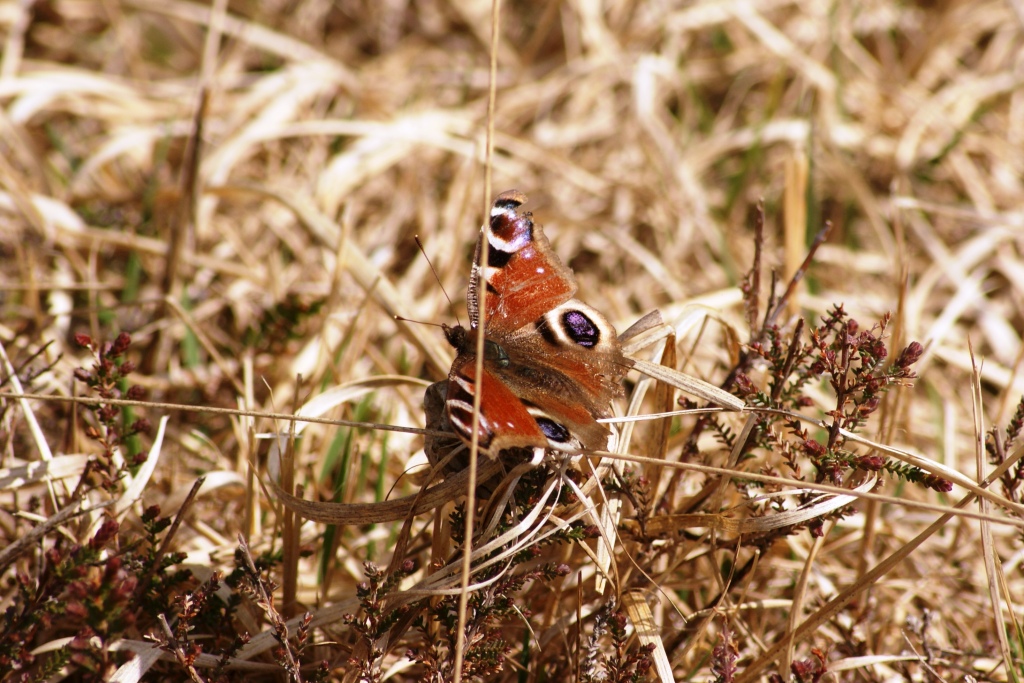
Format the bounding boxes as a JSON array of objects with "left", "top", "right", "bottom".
[
  {"left": 72, "top": 332, "right": 150, "bottom": 490},
  {"left": 2, "top": 0, "right": 1021, "bottom": 680}
]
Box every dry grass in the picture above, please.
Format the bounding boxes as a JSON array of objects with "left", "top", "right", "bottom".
[{"left": 2, "top": 0, "right": 1024, "bottom": 680}]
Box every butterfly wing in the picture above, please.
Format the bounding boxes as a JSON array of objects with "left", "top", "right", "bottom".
[
  {"left": 468, "top": 190, "right": 576, "bottom": 334},
  {"left": 491, "top": 298, "right": 630, "bottom": 452},
  {"left": 444, "top": 190, "right": 630, "bottom": 456},
  {"left": 445, "top": 348, "right": 549, "bottom": 452}
]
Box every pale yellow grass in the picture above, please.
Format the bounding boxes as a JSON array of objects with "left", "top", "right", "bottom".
[{"left": 1, "top": 0, "right": 1023, "bottom": 681}]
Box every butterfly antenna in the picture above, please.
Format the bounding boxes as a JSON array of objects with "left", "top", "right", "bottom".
[
  {"left": 415, "top": 235, "right": 461, "bottom": 327},
  {"left": 394, "top": 315, "right": 443, "bottom": 329}
]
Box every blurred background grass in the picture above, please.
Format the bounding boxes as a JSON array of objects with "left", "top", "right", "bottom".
[{"left": 1, "top": 0, "right": 1023, "bottom": 680}]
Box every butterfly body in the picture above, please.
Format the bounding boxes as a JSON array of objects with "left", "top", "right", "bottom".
[{"left": 437, "top": 190, "right": 631, "bottom": 457}]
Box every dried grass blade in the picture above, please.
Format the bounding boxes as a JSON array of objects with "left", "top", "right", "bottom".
[
  {"left": 108, "top": 640, "right": 164, "bottom": 683},
  {"left": 630, "top": 357, "right": 744, "bottom": 411},
  {"left": 0, "top": 455, "right": 89, "bottom": 490},
  {"left": 115, "top": 415, "right": 168, "bottom": 516},
  {"left": 266, "top": 458, "right": 503, "bottom": 524},
  {"left": 726, "top": 476, "right": 878, "bottom": 535},
  {"left": 621, "top": 590, "right": 673, "bottom": 683},
  {"left": 971, "top": 345, "right": 1016, "bottom": 675},
  {"left": 0, "top": 499, "right": 113, "bottom": 573},
  {"left": 593, "top": 497, "right": 619, "bottom": 596},
  {"left": 0, "top": 340, "right": 54, "bottom": 465},
  {"left": 838, "top": 426, "right": 1024, "bottom": 517}
]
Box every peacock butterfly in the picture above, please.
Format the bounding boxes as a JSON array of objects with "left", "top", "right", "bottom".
[{"left": 426, "top": 190, "right": 632, "bottom": 459}]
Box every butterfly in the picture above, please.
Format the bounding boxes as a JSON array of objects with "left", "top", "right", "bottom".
[{"left": 428, "top": 190, "right": 632, "bottom": 459}]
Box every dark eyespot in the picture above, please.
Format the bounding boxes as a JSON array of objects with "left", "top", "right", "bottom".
[
  {"left": 535, "top": 417, "right": 571, "bottom": 444},
  {"left": 535, "top": 317, "right": 558, "bottom": 346},
  {"left": 561, "top": 310, "right": 600, "bottom": 348},
  {"left": 487, "top": 243, "right": 513, "bottom": 268}
]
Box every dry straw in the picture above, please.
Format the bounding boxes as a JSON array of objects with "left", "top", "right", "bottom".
[{"left": 1, "top": 0, "right": 1023, "bottom": 681}]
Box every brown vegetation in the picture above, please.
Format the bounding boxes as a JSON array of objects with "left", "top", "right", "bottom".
[{"left": 1, "top": 0, "right": 1023, "bottom": 681}]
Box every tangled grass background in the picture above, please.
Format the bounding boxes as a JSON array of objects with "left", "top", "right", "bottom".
[{"left": 1, "top": 0, "right": 1023, "bottom": 680}]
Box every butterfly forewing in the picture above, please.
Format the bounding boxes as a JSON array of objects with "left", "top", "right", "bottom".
[{"left": 469, "top": 190, "right": 576, "bottom": 333}]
